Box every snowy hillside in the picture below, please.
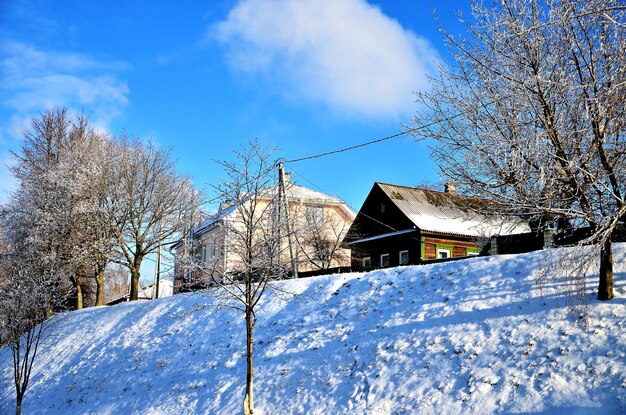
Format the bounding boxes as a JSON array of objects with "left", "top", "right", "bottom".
[{"left": 1, "top": 246, "right": 625, "bottom": 414}]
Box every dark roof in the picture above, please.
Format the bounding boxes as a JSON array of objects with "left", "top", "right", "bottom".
[{"left": 375, "top": 182, "right": 529, "bottom": 237}]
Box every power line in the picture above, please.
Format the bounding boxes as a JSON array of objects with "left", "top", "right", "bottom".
[
  {"left": 199, "top": 114, "right": 459, "bottom": 210},
  {"left": 283, "top": 112, "right": 465, "bottom": 163},
  {"left": 284, "top": 128, "right": 416, "bottom": 163},
  {"left": 283, "top": 165, "right": 359, "bottom": 212},
  {"left": 280, "top": 164, "right": 422, "bottom": 242}
]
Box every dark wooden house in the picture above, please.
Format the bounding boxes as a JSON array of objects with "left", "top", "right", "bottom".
[{"left": 345, "top": 182, "right": 529, "bottom": 269}]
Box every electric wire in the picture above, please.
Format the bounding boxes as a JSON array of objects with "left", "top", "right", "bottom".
[
  {"left": 281, "top": 164, "right": 359, "bottom": 213},
  {"left": 283, "top": 111, "right": 465, "bottom": 164},
  {"left": 284, "top": 129, "right": 415, "bottom": 163},
  {"left": 281, "top": 165, "right": 423, "bottom": 245}
]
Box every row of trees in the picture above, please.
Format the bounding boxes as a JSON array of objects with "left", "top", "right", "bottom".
[
  {"left": 0, "top": 107, "right": 199, "bottom": 414},
  {"left": 1, "top": 107, "right": 200, "bottom": 307}
]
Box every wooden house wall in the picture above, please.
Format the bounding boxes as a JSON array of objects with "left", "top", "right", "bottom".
[
  {"left": 350, "top": 230, "right": 421, "bottom": 269},
  {"left": 345, "top": 184, "right": 415, "bottom": 243},
  {"left": 421, "top": 234, "right": 482, "bottom": 260},
  {"left": 351, "top": 232, "right": 484, "bottom": 269}
]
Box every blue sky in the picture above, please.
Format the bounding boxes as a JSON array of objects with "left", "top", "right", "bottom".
[{"left": 0, "top": 0, "right": 471, "bottom": 213}]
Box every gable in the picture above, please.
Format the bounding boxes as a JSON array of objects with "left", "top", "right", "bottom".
[{"left": 346, "top": 183, "right": 415, "bottom": 242}]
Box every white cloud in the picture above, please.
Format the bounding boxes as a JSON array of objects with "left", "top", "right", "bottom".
[
  {"left": 214, "top": 0, "right": 441, "bottom": 118},
  {"left": 0, "top": 42, "right": 130, "bottom": 139}
]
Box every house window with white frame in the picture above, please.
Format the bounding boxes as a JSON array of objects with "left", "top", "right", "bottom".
[
  {"left": 305, "top": 205, "right": 324, "bottom": 225},
  {"left": 201, "top": 245, "right": 207, "bottom": 263},
  {"left": 399, "top": 250, "right": 409, "bottom": 265},
  {"left": 380, "top": 253, "right": 390, "bottom": 267},
  {"left": 362, "top": 256, "right": 371, "bottom": 268},
  {"left": 436, "top": 248, "right": 451, "bottom": 259},
  {"left": 210, "top": 241, "right": 217, "bottom": 259}
]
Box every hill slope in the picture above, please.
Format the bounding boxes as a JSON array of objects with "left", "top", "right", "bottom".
[{"left": 1, "top": 247, "right": 626, "bottom": 414}]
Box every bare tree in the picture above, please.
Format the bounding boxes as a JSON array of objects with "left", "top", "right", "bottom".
[
  {"left": 0, "top": 264, "right": 60, "bottom": 415},
  {"left": 413, "top": 0, "right": 626, "bottom": 300},
  {"left": 189, "top": 140, "right": 289, "bottom": 415},
  {"left": 113, "top": 138, "right": 200, "bottom": 301},
  {"left": 293, "top": 207, "right": 351, "bottom": 271}
]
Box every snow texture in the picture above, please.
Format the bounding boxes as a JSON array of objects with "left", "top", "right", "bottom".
[{"left": 1, "top": 246, "right": 625, "bottom": 414}]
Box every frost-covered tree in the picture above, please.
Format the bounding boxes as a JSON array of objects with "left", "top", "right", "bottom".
[
  {"left": 4, "top": 108, "right": 199, "bottom": 305},
  {"left": 80, "top": 136, "right": 126, "bottom": 306},
  {"left": 5, "top": 108, "right": 93, "bottom": 308},
  {"left": 0, "top": 264, "right": 62, "bottom": 415},
  {"left": 4, "top": 108, "right": 124, "bottom": 308},
  {"left": 413, "top": 0, "right": 626, "bottom": 300},
  {"left": 214, "top": 141, "right": 288, "bottom": 415}
]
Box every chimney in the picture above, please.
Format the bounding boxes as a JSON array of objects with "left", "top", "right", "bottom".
[
  {"left": 444, "top": 183, "right": 456, "bottom": 194},
  {"left": 219, "top": 199, "right": 233, "bottom": 213}
]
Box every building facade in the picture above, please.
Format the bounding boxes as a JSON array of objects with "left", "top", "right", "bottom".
[
  {"left": 345, "top": 182, "right": 530, "bottom": 270},
  {"left": 172, "top": 179, "right": 354, "bottom": 292}
]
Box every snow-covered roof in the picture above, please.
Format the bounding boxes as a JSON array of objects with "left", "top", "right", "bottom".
[
  {"left": 377, "top": 183, "right": 530, "bottom": 237},
  {"left": 106, "top": 280, "right": 173, "bottom": 305},
  {"left": 178, "top": 181, "right": 354, "bottom": 242},
  {"left": 138, "top": 280, "right": 173, "bottom": 299},
  {"left": 261, "top": 182, "right": 350, "bottom": 207}
]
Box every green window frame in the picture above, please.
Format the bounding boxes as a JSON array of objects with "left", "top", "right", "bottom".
[{"left": 435, "top": 243, "right": 454, "bottom": 259}]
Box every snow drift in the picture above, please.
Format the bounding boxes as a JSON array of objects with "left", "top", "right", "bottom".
[{"left": 1, "top": 246, "right": 625, "bottom": 414}]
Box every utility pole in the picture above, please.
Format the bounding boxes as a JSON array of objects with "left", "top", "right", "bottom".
[
  {"left": 182, "top": 222, "right": 188, "bottom": 289},
  {"left": 278, "top": 161, "right": 298, "bottom": 278},
  {"left": 153, "top": 219, "right": 163, "bottom": 299}
]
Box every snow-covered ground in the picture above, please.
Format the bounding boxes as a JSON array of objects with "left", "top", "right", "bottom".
[{"left": 1, "top": 246, "right": 625, "bottom": 414}]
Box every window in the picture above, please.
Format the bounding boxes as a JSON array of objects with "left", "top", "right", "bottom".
[
  {"left": 399, "top": 250, "right": 409, "bottom": 265},
  {"left": 271, "top": 202, "right": 281, "bottom": 225},
  {"left": 210, "top": 242, "right": 217, "bottom": 258},
  {"left": 380, "top": 203, "right": 386, "bottom": 214},
  {"left": 362, "top": 256, "right": 371, "bottom": 268},
  {"left": 436, "top": 248, "right": 451, "bottom": 259},
  {"left": 201, "top": 245, "right": 207, "bottom": 263},
  {"left": 380, "top": 253, "right": 390, "bottom": 267},
  {"left": 305, "top": 205, "right": 324, "bottom": 225},
  {"left": 466, "top": 247, "right": 480, "bottom": 256}
]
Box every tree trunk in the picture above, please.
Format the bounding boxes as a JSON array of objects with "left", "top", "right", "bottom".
[
  {"left": 75, "top": 281, "right": 83, "bottom": 310},
  {"left": 129, "top": 267, "right": 140, "bottom": 301},
  {"left": 244, "top": 306, "right": 254, "bottom": 415},
  {"left": 15, "top": 393, "right": 22, "bottom": 415},
  {"left": 94, "top": 266, "right": 105, "bottom": 306},
  {"left": 129, "top": 256, "right": 143, "bottom": 301},
  {"left": 598, "top": 239, "right": 614, "bottom": 301}
]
